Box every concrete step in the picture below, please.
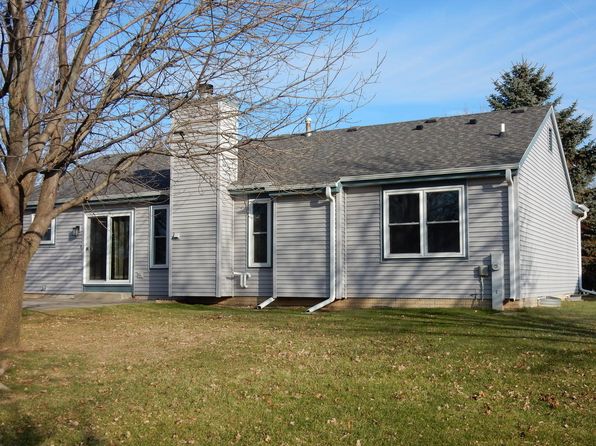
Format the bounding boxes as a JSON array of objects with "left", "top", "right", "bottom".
[{"left": 74, "top": 292, "right": 132, "bottom": 302}]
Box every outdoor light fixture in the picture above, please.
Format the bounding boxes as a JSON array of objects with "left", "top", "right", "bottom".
[{"left": 72, "top": 226, "right": 80, "bottom": 238}]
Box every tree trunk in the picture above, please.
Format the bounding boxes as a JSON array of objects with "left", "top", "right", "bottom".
[{"left": 0, "top": 220, "right": 36, "bottom": 350}]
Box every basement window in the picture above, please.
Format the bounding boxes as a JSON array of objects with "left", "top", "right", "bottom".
[
  {"left": 150, "top": 205, "right": 169, "bottom": 268},
  {"left": 383, "top": 186, "right": 465, "bottom": 258},
  {"left": 248, "top": 199, "right": 272, "bottom": 267}
]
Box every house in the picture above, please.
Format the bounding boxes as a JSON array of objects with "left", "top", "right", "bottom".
[{"left": 25, "top": 93, "right": 588, "bottom": 311}]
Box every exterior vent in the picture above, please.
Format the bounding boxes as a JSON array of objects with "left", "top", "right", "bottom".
[
  {"left": 346, "top": 127, "right": 359, "bottom": 132},
  {"left": 499, "top": 123, "right": 506, "bottom": 136},
  {"left": 415, "top": 124, "right": 424, "bottom": 130},
  {"left": 468, "top": 118, "right": 477, "bottom": 125},
  {"left": 511, "top": 107, "right": 526, "bottom": 114},
  {"left": 424, "top": 118, "right": 437, "bottom": 123}
]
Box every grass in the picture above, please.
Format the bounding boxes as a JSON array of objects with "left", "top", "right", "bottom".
[{"left": 0, "top": 302, "right": 594, "bottom": 446}]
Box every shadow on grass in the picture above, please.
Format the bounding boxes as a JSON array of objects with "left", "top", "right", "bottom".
[
  {"left": 0, "top": 411, "right": 46, "bottom": 446},
  {"left": 0, "top": 406, "right": 103, "bottom": 446},
  {"left": 313, "top": 306, "right": 596, "bottom": 342}
]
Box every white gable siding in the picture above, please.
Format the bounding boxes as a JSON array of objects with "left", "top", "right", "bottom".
[
  {"left": 518, "top": 117, "right": 579, "bottom": 298},
  {"left": 344, "top": 178, "right": 509, "bottom": 300}
]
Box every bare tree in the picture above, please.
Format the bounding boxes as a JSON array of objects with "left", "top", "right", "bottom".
[{"left": 0, "top": 0, "right": 380, "bottom": 348}]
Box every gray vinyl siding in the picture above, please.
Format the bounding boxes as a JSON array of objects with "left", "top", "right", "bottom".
[
  {"left": 518, "top": 117, "right": 579, "bottom": 298},
  {"left": 219, "top": 188, "right": 234, "bottom": 296},
  {"left": 26, "top": 202, "right": 169, "bottom": 296},
  {"left": 276, "top": 195, "right": 329, "bottom": 298},
  {"left": 170, "top": 155, "right": 217, "bottom": 296},
  {"left": 133, "top": 205, "right": 169, "bottom": 297},
  {"left": 168, "top": 101, "right": 237, "bottom": 298},
  {"left": 344, "top": 178, "right": 509, "bottom": 299},
  {"left": 25, "top": 209, "right": 84, "bottom": 294},
  {"left": 232, "top": 198, "right": 273, "bottom": 297}
]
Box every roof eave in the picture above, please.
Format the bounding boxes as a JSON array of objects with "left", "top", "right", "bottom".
[
  {"left": 339, "top": 164, "right": 519, "bottom": 184},
  {"left": 229, "top": 164, "right": 519, "bottom": 194},
  {"left": 27, "top": 190, "right": 169, "bottom": 209}
]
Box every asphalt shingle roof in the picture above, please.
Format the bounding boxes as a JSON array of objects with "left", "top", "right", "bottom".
[
  {"left": 48, "top": 153, "right": 170, "bottom": 201},
  {"left": 235, "top": 105, "right": 551, "bottom": 187},
  {"left": 47, "top": 105, "right": 550, "bottom": 200}
]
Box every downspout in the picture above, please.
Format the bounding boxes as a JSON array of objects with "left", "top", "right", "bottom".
[
  {"left": 307, "top": 186, "right": 336, "bottom": 313},
  {"left": 257, "top": 198, "right": 277, "bottom": 309},
  {"left": 576, "top": 205, "right": 596, "bottom": 295},
  {"left": 505, "top": 169, "right": 518, "bottom": 300}
]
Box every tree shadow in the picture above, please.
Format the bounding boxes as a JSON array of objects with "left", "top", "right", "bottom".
[
  {"left": 0, "top": 406, "right": 104, "bottom": 445},
  {"left": 0, "top": 412, "right": 46, "bottom": 446}
]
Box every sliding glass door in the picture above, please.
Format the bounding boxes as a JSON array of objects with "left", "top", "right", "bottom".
[{"left": 85, "top": 212, "right": 133, "bottom": 284}]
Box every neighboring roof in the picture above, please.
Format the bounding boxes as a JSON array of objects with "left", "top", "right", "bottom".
[{"left": 234, "top": 105, "right": 551, "bottom": 188}]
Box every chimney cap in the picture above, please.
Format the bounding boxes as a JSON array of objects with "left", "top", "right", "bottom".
[{"left": 198, "top": 83, "right": 214, "bottom": 95}]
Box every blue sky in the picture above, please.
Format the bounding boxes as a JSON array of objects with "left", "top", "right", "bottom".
[{"left": 345, "top": 0, "right": 596, "bottom": 137}]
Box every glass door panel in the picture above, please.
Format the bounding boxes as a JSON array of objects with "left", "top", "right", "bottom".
[
  {"left": 89, "top": 216, "right": 108, "bottom": 280},
  {"left": 110, "top": 216, "right": 130, "bottom": 281}
]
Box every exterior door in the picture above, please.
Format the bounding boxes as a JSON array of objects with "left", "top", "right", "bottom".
[{"left": 85, "top": 212, "right": 133, "bottom": 285}]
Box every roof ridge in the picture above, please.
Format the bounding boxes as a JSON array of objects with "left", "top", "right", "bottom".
[{"left": 261, "top": 105, "right": 551, "bottom": 140}]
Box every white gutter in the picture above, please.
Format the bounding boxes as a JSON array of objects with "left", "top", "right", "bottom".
[
  {"left": 27, "top": 190, "right": 169, "bottom": 207},
  {"left": 307, "top": 186, "right": 336, "bottom": 313},
  {"left": 257, "top": 197, "right": 278, "bottom": 309},
  {"left": 576, "top": 204, "right": 596, "bottom": 295},
  {"left": 505, "top": 169, "right": 518, "bottom": 300},
  {"left": 339, "top": 164, "right": 519, "bottom": 183},
  {"left": 229, "top": 182, "right": 337, "bottom": 194}
]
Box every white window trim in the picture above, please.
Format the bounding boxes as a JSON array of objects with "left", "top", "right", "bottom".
[
  {"left": 247, "top": 198, "right": 272, "bottom": 268},
  {"left": 83, "top": 210, "right": 134, "bottom": 285},
  {"left": 32, "top": 214, "right": 55, "bottom": 245},
  {"left": 150, "top": 205, "right": 169, "bottom": 269},
  {"left": 383, "top": 185, "right": 466, "bottom": 259}
]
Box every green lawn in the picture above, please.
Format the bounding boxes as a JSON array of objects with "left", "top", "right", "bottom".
[{"left": 0, "top": 302, "right": 594, "bottom": 445}]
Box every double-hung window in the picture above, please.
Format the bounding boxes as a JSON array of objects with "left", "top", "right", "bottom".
[
  {"left": 32, "top": 214, "right": 56, "bottom": 245},
  {"left": 248, "top": 199, "right": 272, "bottom": 267},
  {"left": 383, "top": 186, "right": 465, "bottom": 258},
  {"left": 150, "top": 206, "right": 169, "bottom": 268}
]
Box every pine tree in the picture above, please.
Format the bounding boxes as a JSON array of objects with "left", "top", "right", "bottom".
[{"left": 488, "top": 60, "right": 596, "bottom": 289}]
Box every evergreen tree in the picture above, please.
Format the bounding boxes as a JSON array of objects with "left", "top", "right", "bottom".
[{"left": 488, "top": 60, "right": 596, "bottom": 289}]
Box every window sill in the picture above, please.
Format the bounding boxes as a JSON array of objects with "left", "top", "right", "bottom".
[{"left": 383, "top": 253, "right": 466, "bottom": 260}]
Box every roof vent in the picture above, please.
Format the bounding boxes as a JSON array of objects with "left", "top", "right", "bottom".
[
  {"left": 499, "top": 123, "right": 506, "bottom": 136},
  {"left": 424, "top": 118, "right": 437, "bottom": 123},
  {"left": 511, "top": 107, "right": 526, "bottom": 114},
  {"left": 415, "top": 124, "right": 424, "bottom": 130},
  {"left": 346, "top": 126, "right": 359, "bottom": 132},
  {"left": 305, "top": 117, "right": 312, "bottom": 137},
  {"left": 468, "top": 118, "right": 477, "bottom": 125}
]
